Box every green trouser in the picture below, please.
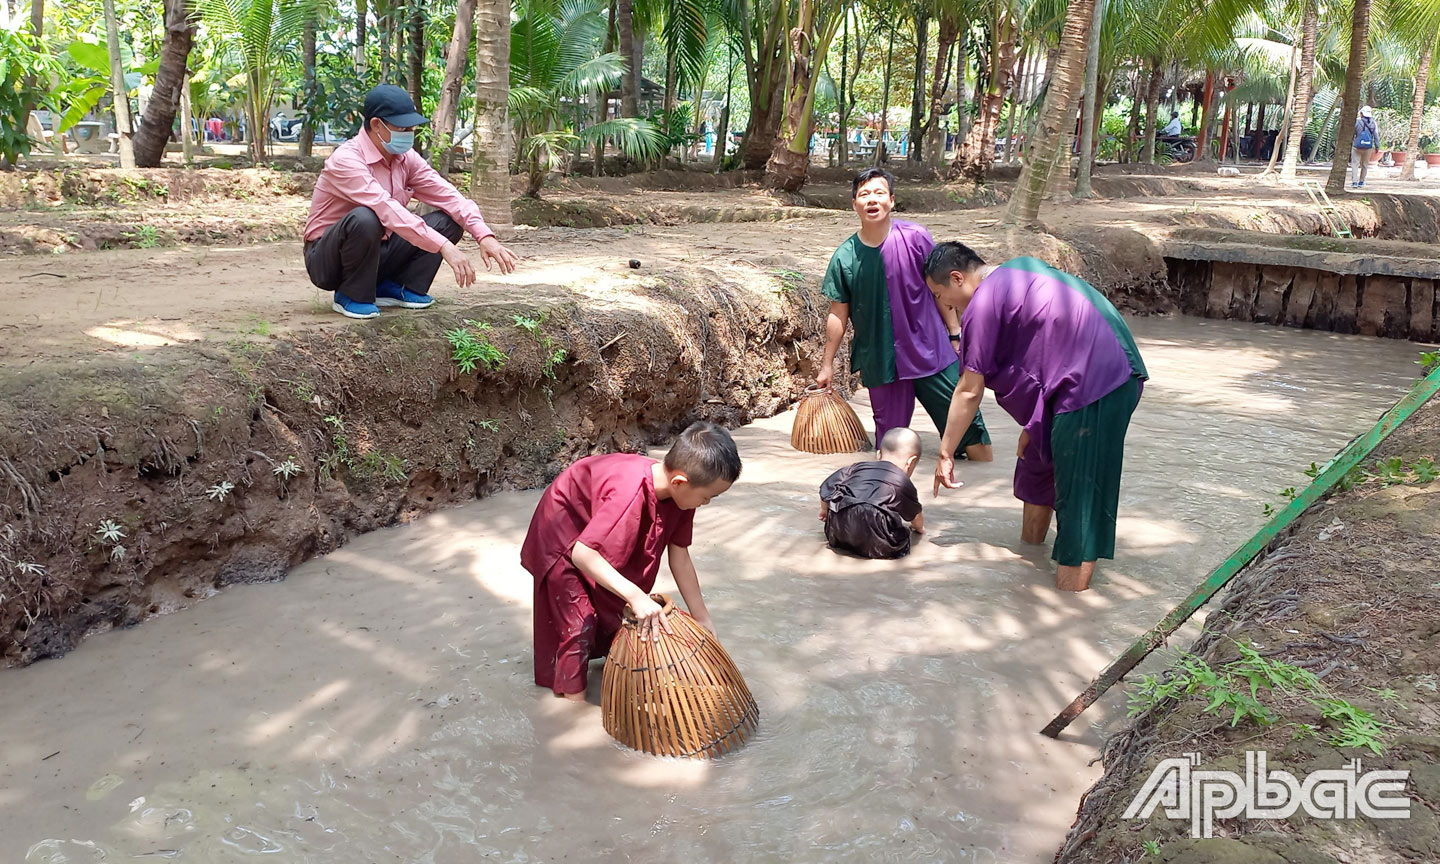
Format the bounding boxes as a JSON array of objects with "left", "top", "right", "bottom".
[
  {"left": 869, "top": 360, "right": 990, "bottom": 458},
  {"left": 1050, "top": 376, "right": 1142, "bottom": 566}
]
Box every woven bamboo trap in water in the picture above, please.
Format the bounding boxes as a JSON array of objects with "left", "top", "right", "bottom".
[
  {"left": 791, "top": 385, "right": 872, "bottom": 454},
  {"left": 601, "top": 594, "right": 759, "bottom": 759}
]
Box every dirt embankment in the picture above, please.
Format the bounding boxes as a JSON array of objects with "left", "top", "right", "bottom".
[
  {"left": 1054, "top": 394, "right": 1440, "bottom": 864},
  {"left": 0, "top": 266, "right": 835, "bottom": 666}
]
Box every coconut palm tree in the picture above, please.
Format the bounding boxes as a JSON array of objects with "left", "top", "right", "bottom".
[
  {"left": 1279, "top": 0, "right": 1316, "bottom": 179},
  {"left": 472, "top": 0, "right": 513, "bottom": 232},
  {"left": 764, "top": 0, "right": 845, "bottom": 190},
  {"left": 1003, "top": 0, "right": 1094, "bottom": 224},
  {"left": 134, "top": 0, "right": 198, "bottom": 167},
  {"left": 193, "top": 0, "right": 320, "bottom": 162},
  {"left": 511, "top": 0, "right": 666, "bottom": 196},
  {"left": 1391, "top": 0, "right": 1440, "bottom": 180},
  {"left": 431, "top": 0, "right": 478, "bottom": 172},
  {"left": 1325, "top": 0, "right": 1373, "bottom": 190}
]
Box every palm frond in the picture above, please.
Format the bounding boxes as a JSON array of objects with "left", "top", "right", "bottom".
[
  {"left": 580, "top": 116, "right": 668, "bottom": 160},
  {"left": 557, "top": 51, "right": 627, "bottom": 96}
]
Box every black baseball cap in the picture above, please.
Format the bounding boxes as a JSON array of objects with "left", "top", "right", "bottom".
[{"left": 362, "top": 84, "right": 428, "bottom": 127}]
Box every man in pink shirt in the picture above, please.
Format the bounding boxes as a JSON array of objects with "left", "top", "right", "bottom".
[{"left": 303, "top": 84, "right": 518, "bottom": 319}]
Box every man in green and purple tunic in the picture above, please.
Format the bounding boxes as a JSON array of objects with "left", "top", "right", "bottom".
[
  {"left": 924, "top": 242, "right": 1147, "bottom": 592},
  {"left": 816, "top": 168, "right": 992, "bottom": 462}
]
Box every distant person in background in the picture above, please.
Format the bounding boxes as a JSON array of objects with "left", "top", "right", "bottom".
[
  {"left": 1161, "top": 111, "right": 1183, "bottom": 140},
  {"left": 1351, "top": 106, "right": 1379, "bottom": 188},
  {"left": 302, "top": 84, "right": 518, "bottom": 320}
]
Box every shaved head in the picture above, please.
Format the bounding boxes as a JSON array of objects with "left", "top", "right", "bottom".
[{"left": 879, "top": 427, "right": 922, "bottom": 460}]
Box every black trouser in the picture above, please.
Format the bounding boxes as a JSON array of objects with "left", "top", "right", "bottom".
[
  {"left": 303, "top": 206, "right": 463, "bottom": 304},
  {"left": 825, "top": 503, "right": 911, "bottom": 559}
]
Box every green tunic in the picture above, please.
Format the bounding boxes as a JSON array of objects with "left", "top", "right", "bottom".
[{"left": 821, "top": 235, "right": 896, "bottom": 387}]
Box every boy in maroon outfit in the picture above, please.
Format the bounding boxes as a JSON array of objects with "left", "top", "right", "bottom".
[{"left": 520, "top": 422, "right": 742, "bottom": 700}]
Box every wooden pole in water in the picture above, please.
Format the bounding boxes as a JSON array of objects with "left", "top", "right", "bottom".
[{"left": 1041, "top": 364, "right": 1440, "bottom": 738}]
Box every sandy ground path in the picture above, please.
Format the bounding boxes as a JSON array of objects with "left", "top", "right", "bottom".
[{"left": 0, "top": 316, "right": 1424, "bottom": 863}]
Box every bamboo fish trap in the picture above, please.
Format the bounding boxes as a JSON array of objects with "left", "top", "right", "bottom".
[
  {"left": 601, "top": 594, "right": 759, "bottom": 759},
  {"left": 790, "top": 385, "right": 872, "bottom": 454}
]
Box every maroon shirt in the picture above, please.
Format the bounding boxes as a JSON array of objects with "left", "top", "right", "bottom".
[{"left": 520, "top": 454, "right": 694, "bottom": 588}]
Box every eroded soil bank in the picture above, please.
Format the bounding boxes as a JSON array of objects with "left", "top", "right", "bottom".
[
  {"left": 0, "top": 258, "right": 830, "bottom": 665},
  {"left": 0, "top": 318, "right": 1426, "bottom": 863},
  {"left": 1054, "top": 393, "right": 1440, "bottom": 864}
]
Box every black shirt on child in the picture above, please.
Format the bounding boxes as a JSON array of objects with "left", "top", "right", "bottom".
[{"left": 819, "top": 461, "right": 922, "bottom": 559}]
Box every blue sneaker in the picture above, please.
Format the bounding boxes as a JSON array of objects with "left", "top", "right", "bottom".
[
  {"left": 333, "top": 292, "right": 380, "bottom": 319},
  {"left": 375, "top": 280, "right": 434, "bottom": 309}
]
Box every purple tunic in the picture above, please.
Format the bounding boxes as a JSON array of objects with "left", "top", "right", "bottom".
[
  {"left": 960, "top": 258, "right": 1145, "bottom": 501},
  {"left": 881, "top": 221, "right": 954, "bottom": 381}
]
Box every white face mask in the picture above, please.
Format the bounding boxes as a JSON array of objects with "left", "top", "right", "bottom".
[{"left": 379, "top": 121, "right": 415, "bottom": 155}]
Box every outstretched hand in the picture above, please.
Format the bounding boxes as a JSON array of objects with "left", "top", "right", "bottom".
[
  {"left": 478, "top": 235, "right": 519, "bottom": 275},
  {"left": 933, "top": 453, "right": 964, "bottom": 498}
]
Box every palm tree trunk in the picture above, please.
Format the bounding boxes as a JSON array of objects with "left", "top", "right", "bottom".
[
  {"left": 923, "top": 14, "right": 958, "bottom": 168},
  {"left": 103, "top": 0, "right": 136, "bottom": 168},
  {"left": 1140, "top": 58, "right": 1162, "bottom": 164},
  {"left": 431, "top": 0, "right": 476, "bottom": 173},
  {"left": 179, "top": 72, "right": 195, "bottom": 162},
  {"left": 593, "top": 0, "right": 616, "bottom": 175},
  {"left": 408, "top": 0, "right": 425, "bottom": 110},
  {"left": 955, "top": 28, "right": 969, "bottom": 145},
  {"left": 877, "top": 20, "right": 896, "bottom": 164},
  {"left": 765, "top": 0, "right": 842, "bottom": 191},
  {"left": 1194, "top": 70, "right": 1217, "bottom": 164},
  {"left": 907, "top": 2, "right": 928, "bottom": 163},
  {"left": 356, "top": 0, "right": 369, "bottom": 72},
  {"left": 377, "top": 0, "right": 392, "bottom": 79},
  {"left": 133, "top": 0, "right": 194, "bottom": 167},
  {"left": 1073, "top": 0, "right": 1104, "bottom": 196},
  {"left": 1002, "top": 45, "right": 1026, "bottom": 166},
  {"left": 1262, "top": 42, "right": 1298, "bottom": 176},
  {"left": 299, "top": 12, "right": 318, "bottom": 158},
  {"left": 742, "top": 1, "right": 790, "bottom": 170},
  {"left": 1124, "top": 61, "right": 1142, "bottom": 162},
  {"left": 471, "top": 0, "right": 512, "bottom": 234},
  {"left": 1325, "top": 0, "right": 1371, "bottom": 191},
  {"left": 838, "top": 5, "right": 849, "bottom": 167},
  {"left": 714, "top": 42, "right": 733, "bottom": 169},
  {"left": 1400, "top": 43, "right": 1432, "bottom": 181},
  {"left": 1003, "top": 0, "right": 1096, "bottom": 226},
  {"left": 30, "top": 0, "right": 41, "bottom": 36},
  {"left": 618, "top": 0, "right": 639, "bottom": 117},
  {"left": 1280, "top": 3, "right": 1316, "bottom": 180},
  {"left": 950, "top": 12, "right": 1015, "bottom": 182}
]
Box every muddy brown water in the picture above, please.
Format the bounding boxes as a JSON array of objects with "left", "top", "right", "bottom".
[{"left": 1, "top": 318, "right": 1428, "bottom": 863}]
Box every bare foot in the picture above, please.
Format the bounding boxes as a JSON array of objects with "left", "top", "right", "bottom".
[
  {"left": 556, "top": 690, "right": 587, "bottom": 702},
  {"left": 1056, "top": 562, "right": 1096, "bottom": 592}
]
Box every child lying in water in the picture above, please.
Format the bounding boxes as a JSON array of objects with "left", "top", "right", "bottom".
[{"left": 818, "top": 427, "right": 924, "bottom": 559}]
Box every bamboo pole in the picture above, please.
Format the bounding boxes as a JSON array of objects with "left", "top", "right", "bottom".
[{"left": 1042, "top": 365, "right": 1440, "bottom": 738}]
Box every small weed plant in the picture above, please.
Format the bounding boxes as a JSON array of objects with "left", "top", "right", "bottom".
[
  {"left": 206, "top": 480, "right": 235, "bottom": 501},
  {"left": 509, "top": 312, "right": 568, "bottom": 380},
  {"left": 771, "top": 268, "right": 808, "bottom": 294},
  {"left": 127, "top": 225, "right": 160, "bottom": 248},
  {"left": 1128, "top": 639, "right": 1391, "bottom": 754},
  {"left": 445, "top": 320, "right": 507, "bottom": 374},
  {"left": 273, "top": 457, "right": 302, "bottom": 480},
  {"left": 319, "top": 416, "right": 406, "bottom": 484}
]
